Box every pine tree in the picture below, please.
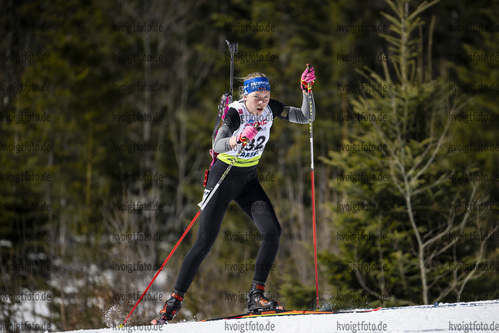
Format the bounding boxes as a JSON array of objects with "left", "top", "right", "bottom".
[{"left": 321, "top": 0, "right": 498, "bottom": 307}]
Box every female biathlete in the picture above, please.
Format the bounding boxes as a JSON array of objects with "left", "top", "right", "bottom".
[{"left": 153, "top": 66, "right": 316, "bottom": 324}]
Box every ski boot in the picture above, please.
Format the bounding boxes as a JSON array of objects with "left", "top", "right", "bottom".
[
  {"left": 151, "top": 290, "right": 184, "bottom": 325},
  {"left": 247, "top": 281, "right": 284, "bottom": 313}
]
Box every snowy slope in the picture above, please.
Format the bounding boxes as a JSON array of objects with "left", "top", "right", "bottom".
[{"left": 60, "top": 300, "right": 499, "bottom": 333}]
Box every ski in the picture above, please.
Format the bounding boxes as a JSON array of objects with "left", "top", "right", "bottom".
[
  {"left": 202, "top": 307, "right": 382, "bottom": 321},
  {"left": 334, "top": 306, "right": 382, "bottom": 314}
]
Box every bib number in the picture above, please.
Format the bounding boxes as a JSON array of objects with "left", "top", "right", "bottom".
[{"left": 244, "top": 136, "right": 266, "bottom": 151}]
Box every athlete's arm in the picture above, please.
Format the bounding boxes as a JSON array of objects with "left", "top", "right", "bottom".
[
  {"left": 271, "top": 91, "right": 316, "bottom": 124},
  {"left": 213, "top": 107, "right": 240, "bottom": 153}
]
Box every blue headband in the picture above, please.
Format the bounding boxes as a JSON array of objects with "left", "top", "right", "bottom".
[{"left": 243, "top": 77, "right": 271, "bottom": 95}]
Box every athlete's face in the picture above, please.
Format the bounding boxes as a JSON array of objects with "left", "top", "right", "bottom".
[{"left": 244, "top": 91, "right": 270, "bottom": 115}]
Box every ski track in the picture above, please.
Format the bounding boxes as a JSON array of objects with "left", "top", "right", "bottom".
[{"left": 59, "top": 300, "right": 499, "bottom": 333}]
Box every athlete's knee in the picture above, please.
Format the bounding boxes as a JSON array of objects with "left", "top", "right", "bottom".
[
  {"left": 273, "top": 222, "right": 282, "bottom": 239},
  {"left": 251, "top": 200, "right": 281, "bottom": 239},
  {"left": 191, "top": 239, "right": 216, "bottom": 259},
  {"left": 267, "top": 222, "right": 281, "bottom": 242}
]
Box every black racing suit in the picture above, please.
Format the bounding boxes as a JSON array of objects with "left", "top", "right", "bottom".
[{"left": 174, "top": 93, "right": 315, "bottom": 293}]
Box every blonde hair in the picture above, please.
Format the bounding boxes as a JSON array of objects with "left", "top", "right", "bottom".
[{"left": 238, "top": 72, "right": 268, "bottom": 99}]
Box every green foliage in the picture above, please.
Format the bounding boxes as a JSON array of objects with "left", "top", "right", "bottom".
[{"left": 320, "top": 0, "right": 498, "bottom": 307}]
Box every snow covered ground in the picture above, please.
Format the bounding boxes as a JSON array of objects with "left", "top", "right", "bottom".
[{"left": 60, "top": 300, "right": 499, "bottom": 333}]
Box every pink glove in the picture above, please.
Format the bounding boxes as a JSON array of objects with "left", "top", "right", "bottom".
[
  {"left": 300, "top": 64, "right": 316, "bottom": 91},
  {"left": 236, "top": 125, "right": 259, "bottom": 144}
]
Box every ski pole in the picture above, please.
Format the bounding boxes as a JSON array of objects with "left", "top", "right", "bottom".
[
  {"left": 122, "top": 136, "right": 251, "bottom": 326},
  {"left": 212, "top": 40, "right": 238, "bottom": 142},
  {"left": 306, "top": 64, "right": 319, "bottom": 311},
  {"left": 226, "top": 40, "right": 238, "bottom": 97}
]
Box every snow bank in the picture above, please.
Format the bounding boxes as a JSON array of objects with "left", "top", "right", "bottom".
[{"left": 60, "top": 300, "right": 499, "bottom": 333}]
